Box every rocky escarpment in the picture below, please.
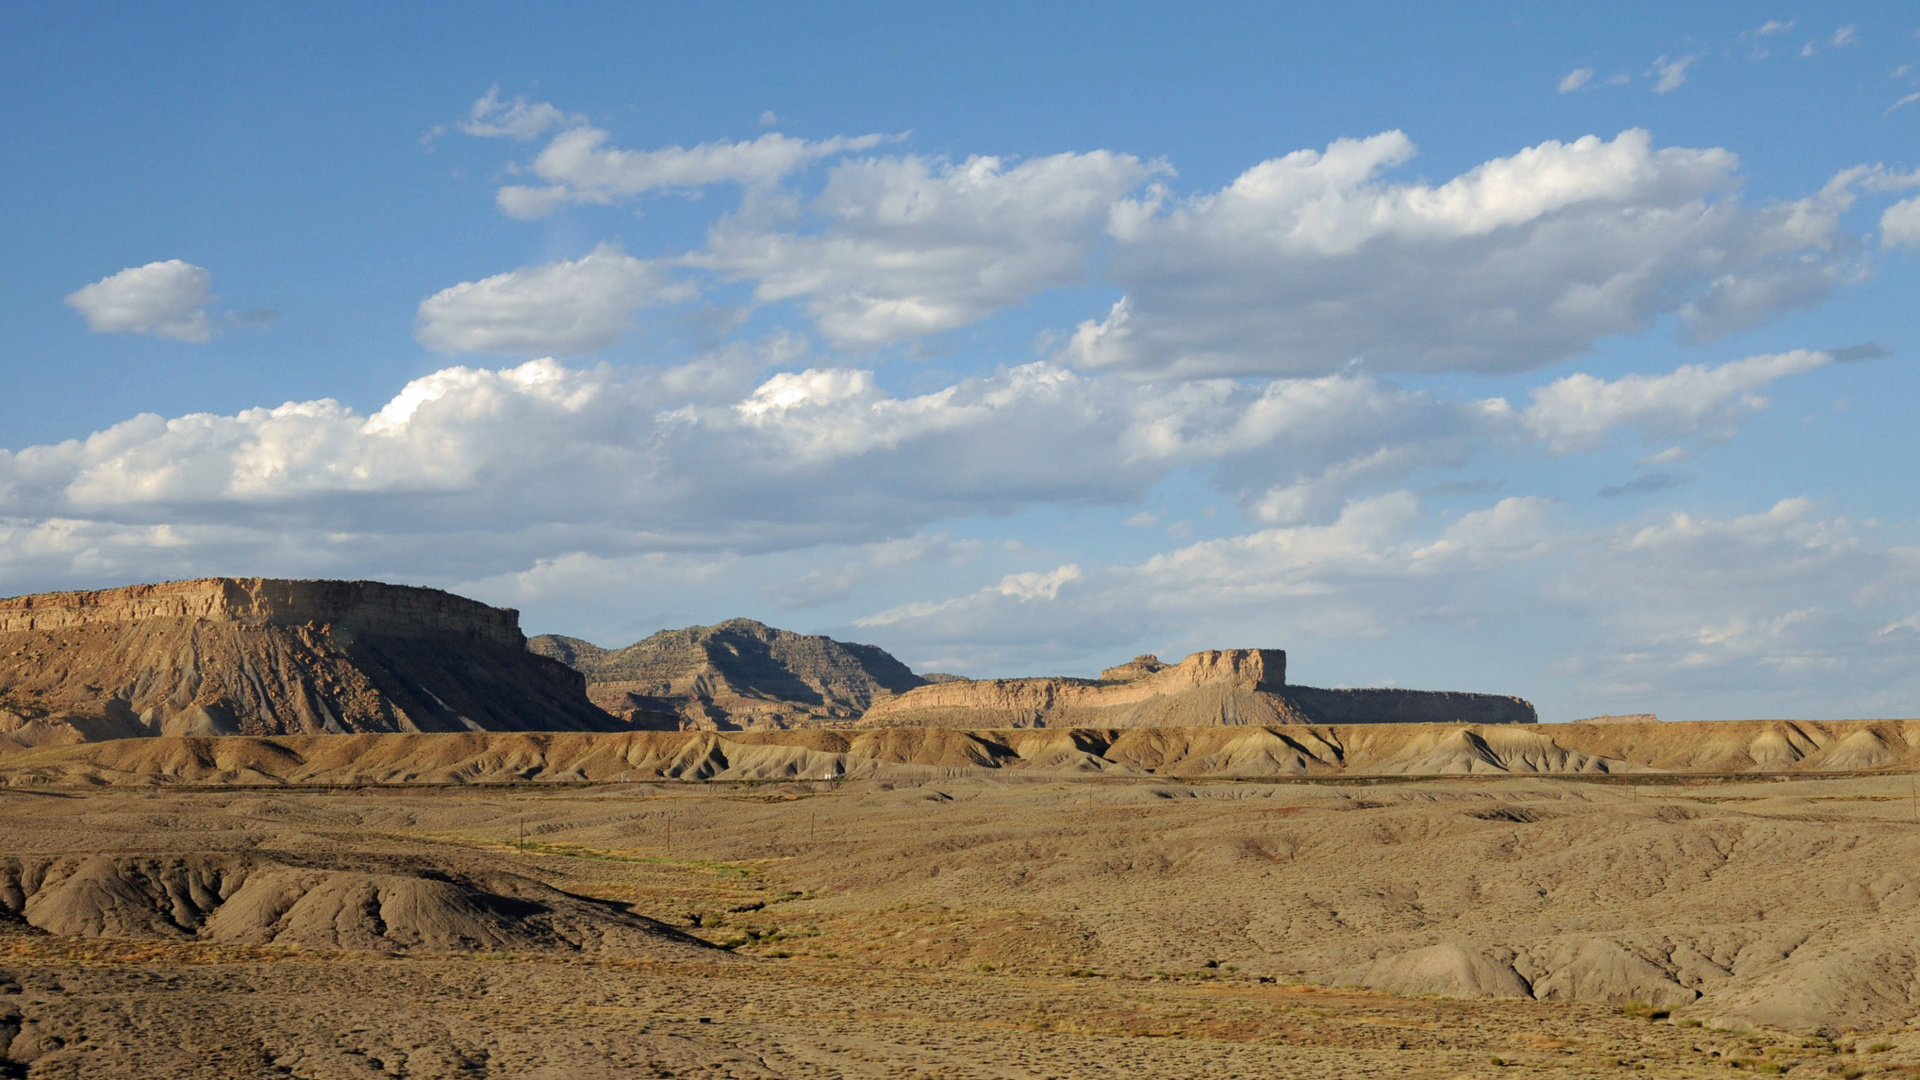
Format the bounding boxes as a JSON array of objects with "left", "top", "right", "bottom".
[
  {"left": 858, "top": 649, "right": 1535, "bottom": 728},
  {"left": 0, "top": 579, "right": 625, "bottom": 739},
  {"left": 531, "top": 618, "right": 926, "bottom": 730}
]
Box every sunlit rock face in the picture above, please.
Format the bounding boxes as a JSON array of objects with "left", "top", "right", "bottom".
[
  {"left": 860, "top": 647, "right": 1536, "bottom": 729},
  {"left": 0, "top": 578, "right": 625, "bottom": 738}
]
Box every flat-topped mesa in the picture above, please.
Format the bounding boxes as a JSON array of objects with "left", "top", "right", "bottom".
[
  {"left": 859, "top": 647, "right": 1533, "bottom": 729},
  {"left": 860, "top": 648, "right": 1295, "bottom": 729},
  {"left": 1156, "top": 648, "right": 1285, "bottom": 690},
  {"left": 0, "top": 579, "right": 623, "bottom": 739},
  {"left": 0, "top": 578, "right": 523, "bottom": 646},
  {"left": 1098, "top": 649, "right": 1285, "bottom": 686}
]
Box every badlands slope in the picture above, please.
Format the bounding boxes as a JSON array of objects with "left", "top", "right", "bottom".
[
  {"left": 0, "top": 718, "right": 1913, "bottom": 785},
  {"left": 2, "top": 771, "right": 1920, "bottom": 1077}
]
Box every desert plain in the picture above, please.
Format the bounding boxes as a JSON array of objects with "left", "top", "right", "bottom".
[
  {"left": 4, "top": 746, "right": 1920, "bottom": 1078},
  {"left": 5, "top": 581, "right": 1920, "bottom": 1077}
]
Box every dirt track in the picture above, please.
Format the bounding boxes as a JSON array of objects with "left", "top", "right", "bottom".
[{"left": 3, "top": 765, "right": 1920, "bottom": 1076}]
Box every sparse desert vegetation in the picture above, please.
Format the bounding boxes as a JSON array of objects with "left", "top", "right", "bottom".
[{"left": 3, "top": 768, "right": 1920, "bottom": 1076}]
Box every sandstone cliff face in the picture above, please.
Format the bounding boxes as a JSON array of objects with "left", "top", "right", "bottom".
[
  {"left": 530, "top": 618, "right": 926, "bottom": 731},
  {"left": 859, "top": 648, "right": 1534, "bottom": 729},
  {"left": 0, "top": 579, "right": 624, "bottom": 738},
  {"left": 859, "top": 648, "right": 1298, "bottom": 728},
  {"left": 1099, "top": 655, "right": 1169, "bottom": 682},
  {"left": 0, "top": 579, "right": 523, "bottom": 643}
]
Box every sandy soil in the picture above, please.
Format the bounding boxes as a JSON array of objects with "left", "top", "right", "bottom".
[{"left": 3, "top": 773, "right": 1920, "bottom": 1077}]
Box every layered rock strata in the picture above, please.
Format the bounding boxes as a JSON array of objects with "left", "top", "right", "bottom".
[
  {"left": 858, "top": 648, "right": 1535, "bottom": 728},
  {"left": 0, "top": 579, "right": 624, "bottom": 738}
]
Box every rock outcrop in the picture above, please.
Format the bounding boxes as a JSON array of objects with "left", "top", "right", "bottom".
[
  {"left": 859, "top": 648, "right": 1535, "bottom": 728},
  {"left": 530, "top": 618, "right": 927, "bottom": 730},
  {"left": 1100, "top": 655, "right": 1169, "bottom": 682},
  {"left": 0, "top": 579, "right": 625, "bottom": 738}
]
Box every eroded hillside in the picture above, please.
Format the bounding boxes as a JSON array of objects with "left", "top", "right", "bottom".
[
  {"left": 531, "top": 618, "right": 926, "bottom": 729},
  {"left": 0, "top": 719, "right": 1914, "bottom": 786},
  {"left": 3, "top": 772, "right": 1920, "bottom": 1075}
]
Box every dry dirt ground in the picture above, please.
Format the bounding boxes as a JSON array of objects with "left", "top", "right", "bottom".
[{"left": 3, "top": 774, "right": 1920, "bottom": 1077}]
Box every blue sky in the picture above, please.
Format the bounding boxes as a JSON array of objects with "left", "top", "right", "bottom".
[{"left": 3, "top": 2, "right": 1918, "bottom": 720}]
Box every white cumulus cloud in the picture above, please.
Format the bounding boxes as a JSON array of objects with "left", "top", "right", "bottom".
[
  {"left": 1549, "top": 497, "right": 1920, "bottom": 704},
  {"left": 415, "top": 244, "right": 693, "bottom": 355},
  {"left": 497, "top": 128, "right": 887, "bottom": 219},
  {"left": 856, "top": 565, "right": 1081, "bottom": 628},
  {"left": 457, "top": 88, "right": 584, "bottom": 141},
  {"left": 847, "top": 490, "right": 1920, "bottom": 714},
  {"left": 695, "top": 151, "right": 1159, "bottom": 347},
  {"left": 1652, "top": 54, "right": 1698, "bottom": 93},
  {"left": 0, "top": 339, "right": 1895, "bottom": 713},
  {"left": 1062, "top": 130, "right": 1854, "bottom": 379},
  {"left": 846, "top": 490, "right": 1566, "bottom": 670},
  {"left": 454, "top": 123, "right": 1889, "bottom": 367},
  {"left": 1883, "top": 196, "right": 1920, "bottom": 247},
  {"left": 1521, "top": 349, "right": 1835, "bottom": 453},
  {"left": 1558, "top": 68, "right": 1594, "bottom": 93},
  {"left": 64, "top": 260, "right": 217, "bottom": 343},
  {"left": 0, "top": 345, "right": 1837, "bottom": 592}
]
